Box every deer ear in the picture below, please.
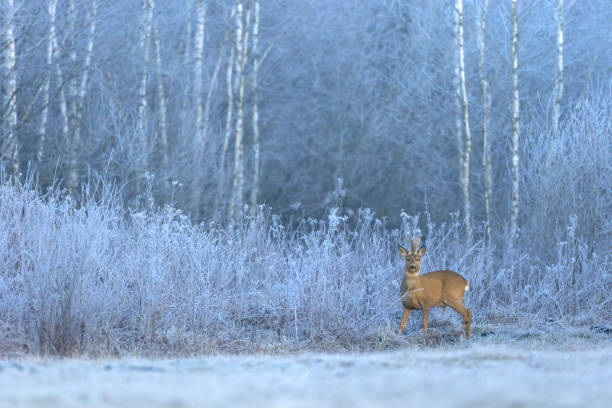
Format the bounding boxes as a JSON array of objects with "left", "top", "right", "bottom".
[
  {"left": 418, "top": 246, "right": 426, "bottom": 257},
  {"left": 398, "top": 245, "right": 409, "bottom": 259}
]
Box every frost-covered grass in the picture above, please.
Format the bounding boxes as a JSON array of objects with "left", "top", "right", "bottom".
[
  {"left": 1, "top": 340, "right": 611, "bottom": 408},
  {"left": 0, "top": 174, "right": 609, "bottom": 357}
]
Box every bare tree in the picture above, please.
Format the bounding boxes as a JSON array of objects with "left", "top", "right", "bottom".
[
  {"left": 249, "top": 0, "right": 261, "bottom": 214},
  {"left": 229, "top": 0, "right": 251, "bottom": 219},
  {"left": 74, "top": 0, "right": 98, "bottom": 145},
  {"left": 38, "top": 0, "right": 59, "bottom": 167},
  {"left": 510, "top": 0, "right": 521, "bottom": 241},
  {"left": 51, "top": 7, "right": 70, "bottom": 155},
  {"left": 478, "top": 0, "right": 492, "bottom": 247},
  {"left": 66, "top": 0, "right": 98, "bottom": 193},
  {"left": 2, "top": 0, "right": 19, "bottom": 174},
  {"left": 192, "top": 0, "right": 207, "bottom": 152},
  {"left": 553, "top": 0, "right": 564, "bottom": 133},
  {"left": 152, "top": 23, "right": 168, "bottom": 173},
  {"left": 137, "top": 0, "right": 154, "bottom": 180},
  {"left": 180, "top": 2, "right": 194, "bottom": 138},
  {"left": 454, "top": 0, "right": 472, "bottom": 239},
  {"left": 218, "top": 38, "right": 236, "bottom": 213}
]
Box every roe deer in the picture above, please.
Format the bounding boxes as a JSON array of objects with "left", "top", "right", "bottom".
[{"left": 397, "top": 236, "right": 472, "bottom": 338}]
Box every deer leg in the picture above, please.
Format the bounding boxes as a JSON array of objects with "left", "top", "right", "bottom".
[
  {"left": 422, "top": 307, "right": 430, "bottom": 335},
  {"left": 398, "top": 308, "right": 412, "bottom": 334},
  {"left": 447, "top": 301, "right": 472, "bottom": 339}
]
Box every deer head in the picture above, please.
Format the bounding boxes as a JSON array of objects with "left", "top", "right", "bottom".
[{"left": 398, "top": 236, "right": 426, "bottom": 275}]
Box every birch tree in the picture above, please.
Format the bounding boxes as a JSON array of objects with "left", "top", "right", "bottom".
[
  {"left": 180, "top": 3, "right": 193, "bottom": 137},
  {"left": 137, "top": 0, "right": 154, "bottom": 180},
  {"left": 67, "top": 0, "right": 98, "bottom": 192},
  {"left": 74, "top": 0, "right": 98, "bottom": 146},
  {"left": 510, "top": 0, "right": 521, "bottom": 241},
  {"left": 152, "top": 24, "right": 168, "bottom": 173},
  {"left": 192, "top": 0, "right": 206, "bottom": 152},
  {"left": 38, "top": 0, "right": 59, "bottom": 167},
  {"left": 229, "top": 0, "right": 251, "bottom": 219},
  {"left": 478, "top": 0, "right": 492, "bottom": 247},
  {"left": 51, "top": 7, "right": 70, "bottom": 153},
  {"left": 2, "top": 0, "right": 19, "bottom": 174},
  {"left": 553, "top": 0, "right": 564, "bottom": 133},
  {"left": 454, "top": 0, "right": 472, "bottom": 239},
  {"left": 189, "top": 0, "right": 206, "bottom": 214},
  {"left": 249, "top": 0, "right": 261, "bottom": 214},
  {"left": 218, "top": 40, "right": 236, "bottom": 210}
]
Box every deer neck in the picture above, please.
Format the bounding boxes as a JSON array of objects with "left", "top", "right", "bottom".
[{"left": 403, "top": 270, "right": 421, "bottom": 289}]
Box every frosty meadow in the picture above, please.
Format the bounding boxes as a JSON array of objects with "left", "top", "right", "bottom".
[
  {"left": 0, "top": 0, "right": 610, "bottom": 360},
  {"left": 0, "top": 175, "right": 609, "bottom": 356},
  {"left": 1, "top": 0, "right": 611, "bottom": 405}
]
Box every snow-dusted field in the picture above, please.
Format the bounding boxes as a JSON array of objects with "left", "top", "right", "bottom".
[{"left": 1, "top": 343, "right": 611, "bottom": 408}]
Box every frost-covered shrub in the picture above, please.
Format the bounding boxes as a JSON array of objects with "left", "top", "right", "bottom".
[{"left": 0, "top": 174, "right": 609, "bottom": 356}]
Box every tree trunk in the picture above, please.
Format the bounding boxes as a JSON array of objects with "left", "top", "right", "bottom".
[
  {"left": 229, "top": 0, "right": 251, "bottom": 219},
  {"left": 2, "top": 0, "right": 19, "bottom": 174},
  {"left": 68, "top": 0, "right": 98, "bottom": 193},
  {"left": 53, "top": 21, "right": 70, "bottom": 155},
  {"left": 454, "top": 0, "right": 472, "bottom": 241},
  {"left": 38, "top": 0, "right": 59, "bottom": 168},
  {"left": 152, "top": 23, "right": 168, "bottom": 174},
  {"left": 192, "top": 0, "right": 206, "bottom": 150},
  {"left": 553, "top": 0, "right": 564, "bottom": 134},
  {"left": 66, "top": 0, "right": 80, "bottom": 193},
  {"left": 510, "top": 0, "right": 521, "bottom": 241},
  {"left": 137, "top": 0, "right": 154, "bottom": 183},
  {"left": 478, "top": 0, "right": 492, "bottom": 247},
  {"left": 180, "top": 3, "right": 193, "bottom": 139},
  {"left": 218, "top": 41, "right": 236, "bottom": 214},
  {"left": 249, "top": 0, "right": 261, "bottom": 215}
]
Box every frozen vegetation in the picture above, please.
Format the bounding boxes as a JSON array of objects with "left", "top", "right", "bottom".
[
  {"left": 0, "top": 94, "right": 610, "bottom": 356},
  {"left": 1, "top": 341, "right": 611, "bottom": 408},
  {"left": 0, "top": 1, "right": 611, "bottom": 405}
]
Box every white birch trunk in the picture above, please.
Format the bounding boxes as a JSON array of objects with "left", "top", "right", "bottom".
[
  {"left": 67, "top": 0, "right": 78, "bottom": 122},
  {"left": 66, "top": 0, "right": 80, "bottom": 192},
  {"left": 152, "top": 24, "right": 168, "bottom": 172},
  {"left": 193, "top": 0, "right": 206, "bottom": 149},
  {"left": 229, "top": 0, "right": 251, "bottom": 219},
  {"left": 190, "top": 0, "right": 207, "bottom": 214},
  {"left": 67, "top": 0, "right": 97, "bottom": 192},
  {"left": 249, "top": 0, "right": 261, "bottom": 215},
  {"left": 137, "top": 0, "right": 154, "bottom": 179},
  {"left": 510, "top": 0, "right": 521, "bottom": 241},
  {"left": 218, "top": 43, "right": 236, "bottom": 210},
  {"left": 38, "top": 0, "right": 59, "bottom": 167},
  {"left": 52, "top": 32, "right": 70, "bottom": 150},
  {"left": 454, "top": 0, "right": 471, "bottom": 239},
  {"left": 453, "top": 2, "right": 463, "bottom": 220},
  {"left": 2, "top": 0, "right": 19, "bottom": 174},
  {"left": 74, "top": 0, "right": 97, "bottom": 140},
  {"left": 478, "top": 0, "right": 492, "bottom": 247},
  {"left": 553, "top": 0, "right": 564, "bottom": 134},
  {"left": 180, "top": 4, "right": 193, "bottom": 137}
]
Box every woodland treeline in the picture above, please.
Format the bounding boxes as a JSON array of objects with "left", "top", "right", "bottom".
[{"left": 1, "top": 0, "right": 610, "bottom": 253}]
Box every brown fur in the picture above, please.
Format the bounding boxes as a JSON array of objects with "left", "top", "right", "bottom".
[{"left": 397, "top": 237, "right": 472, "bottom": 338}]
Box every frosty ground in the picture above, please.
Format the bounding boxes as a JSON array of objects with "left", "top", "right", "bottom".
[{"left": 1, "top": 338, "right": 611, "bottom": 408}]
